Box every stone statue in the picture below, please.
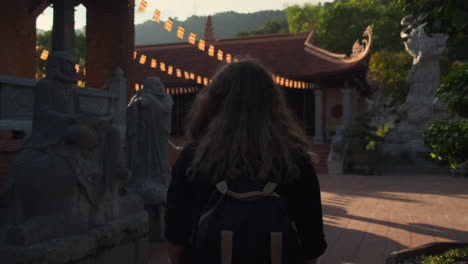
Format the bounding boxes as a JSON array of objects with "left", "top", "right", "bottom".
[
  {"left": 126, "top": 77, "right": 173, "bottom": 205},
  {"left": 399, "top": 15, "right": 448, "bottom": 129},
  {"left": 329, "top": 126, "right": 347, "bottom": 161},
  {"left": 3, "top": 51, "right": 128, "bottom": 246},
  {"left": 379, "top": 16, "right": 450, "bottom": 161}
]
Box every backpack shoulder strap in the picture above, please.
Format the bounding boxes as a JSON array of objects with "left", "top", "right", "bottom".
[
  {"left": 263, "top": 182, "right": 278, "bottom": 196},
  {"left": 216, "top": 181, "right": 280, "bottom": 199}
]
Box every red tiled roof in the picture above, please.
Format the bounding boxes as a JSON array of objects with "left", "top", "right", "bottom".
[{"left": 133, "top": 32, "right": 368, "bottom": 87}]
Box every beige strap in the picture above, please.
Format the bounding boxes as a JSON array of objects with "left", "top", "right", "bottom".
[
  {"left": 216, "top": 181, "right": 229, "bottom": 194},
  {"left": 216, "top": 181, "right": 280, "bottom": 199},
  {"left": 221, "top": 230, "right": 233, "bottom": 264},
  {"left": 271, "top": 232, "right": 282, "bottom": 264},
  {"left": 263, "top": 182, "right": 278, "bottom": 196}
]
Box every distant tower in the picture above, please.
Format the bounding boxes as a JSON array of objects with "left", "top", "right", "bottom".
[{"left": 204, "top": 15, "right": 215, "bottom": 42}]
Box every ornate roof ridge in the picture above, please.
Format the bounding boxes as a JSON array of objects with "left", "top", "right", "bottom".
[{"left": 304, "top": 26, "right": 373, "bottom": 64}]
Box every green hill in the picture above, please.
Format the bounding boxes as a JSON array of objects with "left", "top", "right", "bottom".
[{"left": 135, "top": 10, "right": 286, "bottom": 45}]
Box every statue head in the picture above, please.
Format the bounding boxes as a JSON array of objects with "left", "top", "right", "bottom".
[
  {"left": 142, "top": 77, "right": 166, "bottom": 96},
  {"left": 46, "top": 51, "right": 78, "bottom": 84}
]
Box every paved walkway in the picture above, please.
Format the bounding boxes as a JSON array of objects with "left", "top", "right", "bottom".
[{"left": 149, "top": 174, "right": 468, "bottom": 264}]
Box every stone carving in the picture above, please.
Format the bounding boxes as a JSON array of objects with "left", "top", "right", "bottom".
[
  {"left": 351, "top": 26, "right": 372, "bottom": 59},
  {"left": 2, "top": 51, "right": 128, "bottom": 246},
  {"left": 126, "top": 76, "right": 173, "bottom": 205},
  {"left": 394, "top": 15, "right": 449, "bottom": 148},
  {"left": 377, "top": 16, "right": 449, "bottom": 162},
  {"left": 329, "top": 126, "right": 347, "bottom": 161}
]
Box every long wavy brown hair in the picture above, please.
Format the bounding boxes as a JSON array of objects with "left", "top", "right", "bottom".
[{"left": 185, "top": 60, "right": 313, "bottom": 183}]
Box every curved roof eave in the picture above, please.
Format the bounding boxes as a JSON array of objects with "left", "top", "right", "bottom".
[{"left": 304, "top": 26, "right": 373, "bottom": 65}]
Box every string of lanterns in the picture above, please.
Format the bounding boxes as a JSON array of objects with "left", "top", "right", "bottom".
[
  {"left": 36, "top": 1, "right": 317, "bottom": 94},
  {"left": 134, "top": 0, "right": 316, "bottom": 90}
]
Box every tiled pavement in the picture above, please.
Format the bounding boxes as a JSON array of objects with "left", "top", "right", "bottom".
[{"left": 149, "top": 174, "right": 468, "bottom": 264}]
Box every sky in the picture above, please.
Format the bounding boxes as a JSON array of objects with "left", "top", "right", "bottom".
[{"left": 36, "top": 0, "right": 331, "bottom": 31}]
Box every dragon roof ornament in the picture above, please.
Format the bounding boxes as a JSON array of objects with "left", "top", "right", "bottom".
[{"left": 304, "top": 25, "right": 373, "bottom": 64}]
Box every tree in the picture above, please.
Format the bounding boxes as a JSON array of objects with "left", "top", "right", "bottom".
[
  {"left": 285, "top": 3, "right": 324, "bottom": 33},
  {"left": 36, "top": 31, "right": 86, "bottom": 77},
  {"left": 236, "top": 19, "right": 289, "bottom": 37},
  {"left": 368, "top": 50, "right": 412, "bottom": 106},
  {"left": 286, "top": 0, "right": 406, "bottom": 54},
  {"left": 400, "top": 0, "right": 468, "bottom": 37}
]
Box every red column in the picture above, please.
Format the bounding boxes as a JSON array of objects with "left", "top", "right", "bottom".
[
  {"left": 0, "top": 0, "right": 37, "bottom": 78},
  {"left": 85, "top": 0, "right": 134, "bottom": 90}
]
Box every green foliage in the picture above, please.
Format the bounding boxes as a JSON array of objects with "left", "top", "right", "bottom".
[
  {"left": 421, "top": 120, "right": 468, "bottom": 169},
  {"left": 420, "top": 247, "right": 468, "bottom": 264},
  {"left": 368, "top": 49, "right": 413, "bottom": 106},
  {"left": 435, "top": 64, "right": 468, "bottom": 118},
  {"left": 400, "top": 0, "right": 468, "bottom": 37},
  {"left": 36, "top": 30, "right": 53, "bottom": 77},
  {"left": 285, "top": 3, "right": 324, "bottom": 33},
  {"left": 236, "top": 19, "right": 289, "bottom": 37},
  {"left": 75, "top": 33, "right": 86, "bottom": 65},
  {"left": 286, "top": 0, "right": 406, "bottom": 54},
  {"left": 36, "top": 31, "right": 86, "bottom": 76},
  {"left": 347, "top": 112, "right": 391, "bottom": 151}
]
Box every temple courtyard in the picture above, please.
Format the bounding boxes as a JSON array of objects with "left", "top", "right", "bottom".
[{"left": 149, "top": 173, "right": 468, "bottom": 264}]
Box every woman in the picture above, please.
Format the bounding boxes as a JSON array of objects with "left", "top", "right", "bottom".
[{"left": 165, "top": 60, "right": 327, "bottom": 264}]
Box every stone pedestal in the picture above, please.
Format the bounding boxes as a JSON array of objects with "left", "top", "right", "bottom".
[
  {"left": 327, "top": 159, "right": 344, "bottom": 175},
  {"left": 0, "top": 211, "right": 149, "bottom": 264}
]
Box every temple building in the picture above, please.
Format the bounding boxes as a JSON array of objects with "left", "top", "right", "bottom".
[{"left": 133, "top": 18, "right": 373, "bottom": 170}]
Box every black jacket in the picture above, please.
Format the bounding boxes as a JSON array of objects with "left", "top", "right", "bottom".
[{"left": 165, "top": 144, "right": 327, "bottom": 260}]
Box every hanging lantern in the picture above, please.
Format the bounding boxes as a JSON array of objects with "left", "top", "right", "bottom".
[
  {"left": 198, "top": 39, "right": 206, "bottom": 51},
  {"left": 40, "top": 50, "right": 49, "bottom": 60},
  {"left": 208, "top": 45, "right": 215, "bottom": 56},
  {"left": 151, "top": 59, "right": 157, "bottom": 68},
  {"left": 138, "top": 0, "right": 148, "bottom": 13},
  {"left": 217, "top": 50, "right": 223, "bottom": 61},
  {"left": 139, "top": 54, "right": 147, "bottom": 64},
  {"left": 177, "top": 26, "right": 185, "bottom": 39},
  {"left": 188, "top": 33, "right": 197, "bottom": 44},
  {"left": 165, "top": 19, "right": 174, "bottom": 31},
  {"left": 153, "top": 9, "right": 161, "bottom": 22}
]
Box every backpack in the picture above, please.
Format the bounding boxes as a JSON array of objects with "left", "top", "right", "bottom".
[{"left": 189, "top": 180, "right": 303, "bottom": 264}]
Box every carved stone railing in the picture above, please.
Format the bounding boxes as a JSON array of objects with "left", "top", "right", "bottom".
[{"left": 0, "top": 69, "right": 127, "bottom": 137}]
